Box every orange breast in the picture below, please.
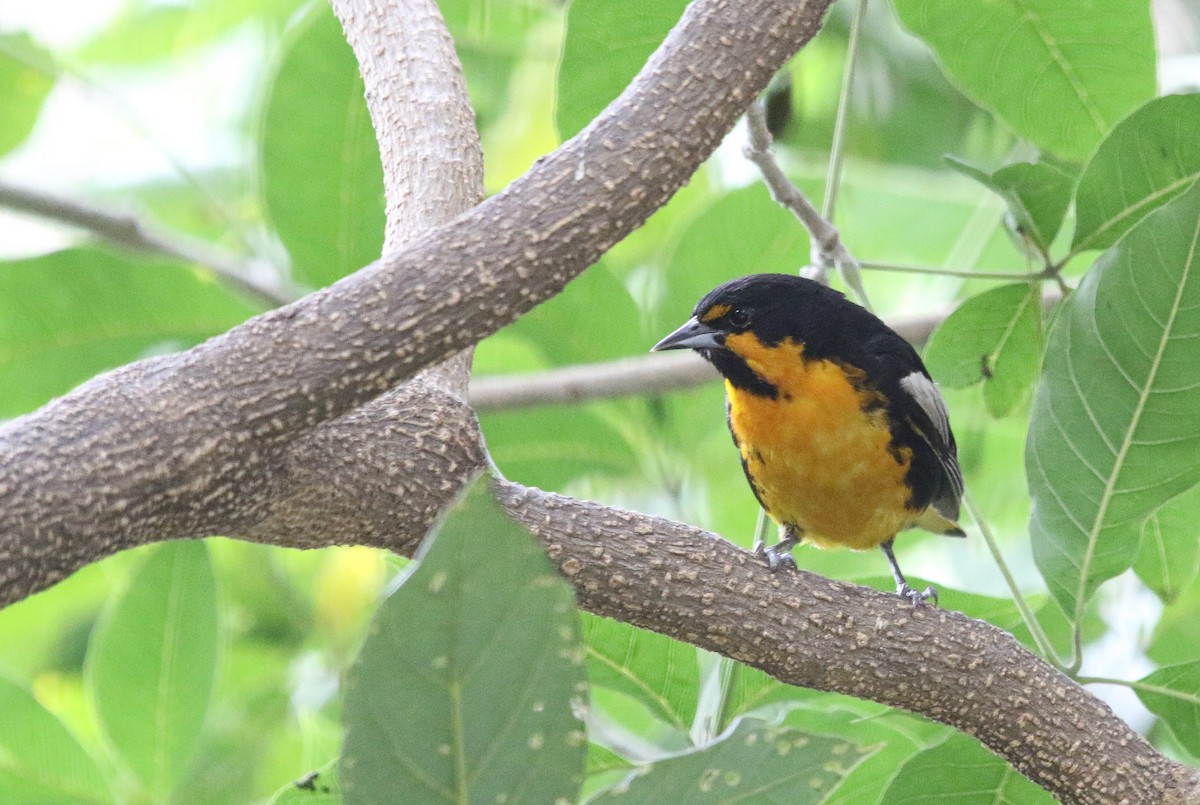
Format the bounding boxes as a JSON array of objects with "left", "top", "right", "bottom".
[{"left": 723, "top": 333, "right": 917, "bottom": 551}]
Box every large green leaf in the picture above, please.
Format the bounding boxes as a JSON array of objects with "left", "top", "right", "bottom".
[
  {"left": 480, "top": 404, "right": 638, "bottom": 490},
  {"left": 1026, "top": 180, "right": 1200, "bottom": 621},
  {"left": 1073, "top": 94, "right": 1200, "bottom": 254},
  {"left": 589, "top": 718, "right": 872, "bottom": 803},
  {"left": 661, "top": 183, "right": 809, "bottom": 333},
  {"left": 0, "top": 33, "right": 55, "bottom": 157},
  {"left": 581, "top": 614, "right": 699, "bottom": 733},
  {"left": 781, "top": 701, "right": 948, "bottom": 805},
  {"left": 340, "top": 476, "right": 587, "bottom": 805},
  {"left": 0, "top": 676, "right": 111, "bottom": 803},
  {"left": 261, "top": 5, "right": 384, "bottom": 288},
  {"left": 1133, "top": 661, "right": 1200, "bottom": 758},
  {"left": 1134, "top": 482, "right": 1200, "bottom": 604},
  {"left": 923, "top": 283, "right": 1043, "bottom": 417},
  {"left": 946, "top": 158, "right": 1074, "bottom": 257},
  {"left": 556, "top": 0, "right": 689, "bottom": 140},
  {"left": 881, "top": 732, "right": 1052, "bottom": 804},
  {"left": 892, "top": 0, "right": 1155, "bottom": 161},
  {"left": 88, "top": 541, "right": 219, "bottom": 800},
  {"left": 0, "top": 248, "right": 258, "bottom": 418}
]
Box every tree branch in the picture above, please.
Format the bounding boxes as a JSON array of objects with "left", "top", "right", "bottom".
[
  {"left": 0, "top": 0, "right": 833, "bottom": 602},
  {"left": 0, "top": 179, "right": 299, "bottom": 307}
]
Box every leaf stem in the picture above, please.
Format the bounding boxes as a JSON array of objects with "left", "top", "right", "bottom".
[
  {"left": 962, "top": 487, "right": 1065, "bottom": 669},
  {"left": 857, "top": 260, "right": 1046, "bottom": 282},
  {"left": 822, "top": 0, "right": 867, "bottom": 223},
  {"left": 1077, "top": 676, "right": 1200, "bottom": 707}
]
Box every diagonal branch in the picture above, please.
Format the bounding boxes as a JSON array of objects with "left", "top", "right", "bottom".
[{"left": 0, "top": 0, "right": 834, "bottom": 603}]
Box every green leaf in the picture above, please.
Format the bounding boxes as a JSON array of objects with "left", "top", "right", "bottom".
[
  {"left": 581, "top": 613, "right": 699, "bottom": 733},
  {"left": 923, "top": 283, "right": 1043, "bottom": 417},
  {"left": 893, "top": 0, "right": 1155, "bottom": 161},
  {"left": 261, "top": 6, "right": 384, "bottom": 288},
  {"left": 1134, "top": 661, "right": 1200, "bottom": 759},
  {"left": 340, "top": 475, "right": 587, "bottom": 805},
  {"left": 88, "top": 541, "right": 219, "bottom": 799},
  {"left": 0, "top": 248, "right": 258, "bottom": 418},
  {"left": 589, "top": 718, "right": 872, "bottom": 803},
  {"left": 0, "top": 33, "right": 55, "bottom": 156},
  {"left": 556, "top": 0, "right": 689, "bottom": 140},
  {"left": 661, "top": 183, "right": 809, "bottom": 333},
  {"left": 270, "top": 761, "right": 341, "bottom": 805},
  {"left": 480, "top": 405, "right": 637, "bottom": 490},
  {"left": 508, "top": 264, "right": 643, "bottom": 365},
  {"left": 946, "top": 157, "right": 1075, "bottom": 255},
  {"left": 718, "top": 663, "right": 814, "bottom": 731},
  {"left": 780, "top": 700, "right": 949, "bottom": 805},
  {"left": 882, "top": 732, "right": 1052, "bottom": 804},
  {"left": 0, "top": 676, "right": 111, "bottom": 804},
  {"left": 1073, "top": 94, "right": 1200, "bottom": 253},
  {"left": 1134, "top": 483, "right": 1200, "bottom": 604},
  {"left": 1026, "top": 180, "right": 1200, "bottom": 622}
]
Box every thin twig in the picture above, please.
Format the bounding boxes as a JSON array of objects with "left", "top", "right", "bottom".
[
  {"left": 859, "top": 260, "right": 1048, "bottom": 282},
  {"left": 743, "top": 102, "right": 871, "bottom": 308},
  {"left": 822, "top": 0, "right": 867, "bottom": 225},
  {"left": 0, "top": 180, "right": 300, "bottom": 308}
]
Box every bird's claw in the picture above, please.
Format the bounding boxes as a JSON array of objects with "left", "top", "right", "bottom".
[
  {"left": 897, "top": 583, "right": 938, "bottom": 607},
  {"left": 762, "top": 545, "right": 798, "bottom": 573}
]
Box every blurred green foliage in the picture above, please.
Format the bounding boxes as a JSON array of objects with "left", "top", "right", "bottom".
[{"left": 0, "top": 0, "right": 1197, "bottom": 802}]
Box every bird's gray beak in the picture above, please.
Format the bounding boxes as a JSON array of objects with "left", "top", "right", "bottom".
[{"left": 651, "top": 317, "right": 725, "bottom": 352}]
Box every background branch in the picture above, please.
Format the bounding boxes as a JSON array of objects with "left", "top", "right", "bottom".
[{"left": 0, "top": 179, "right": 299, "bottom": 307}]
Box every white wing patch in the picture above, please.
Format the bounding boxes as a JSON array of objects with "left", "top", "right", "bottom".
[{"left": 900, "top": 372, "right": 952, "bottom": 448}]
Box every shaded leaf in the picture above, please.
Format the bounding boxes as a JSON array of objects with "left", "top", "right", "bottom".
[
  {"left": 1073, "top": 93, "right": 1200, "bottom": 253},
  {"left": 1134, "top": 483, "right": 1200, "bottom": 604},
  {"left": 341, "top": 476, "right": 587, "bottom": 805},
  {"left": 882, "top": 732, "right": 1052, "bottom": 803},
  {"left": 893, "top": 0, "right": 1155, "bottom": 161},
  {"left": 556, "top": 0, "right": 689, "bottom": 140},
  {"left": 0, "top": 248, "right": 258, "bottom": 418},
  {"left": 88, "top": 542, "right": 219, "bottom": 799},
  {"left": 480, "top": 405, "right": 637, "bottom": 490},
  {"left": 261, "top": 6, "right": 384, "bottom": 287},
  {"left": 1134, "top": 661, "right": 1200, "bottom": 758},
  {"left": 923, "top": 283, "right": 1043, "bottom": 417},
  {"left": 0, "top": 676, "right": 111, "bottom": 803},
  {"left": 946, "top": 157, "right": 1074, "bottom": 255},
  {"left": 581, "top": 613, "right": 699, "bottom": 733},
  {"left": 590, "top": 718, "right": 872, "bottom": 803},
  {"left": 1026, "top": 180, "right": 1200, "bottom": 622}
]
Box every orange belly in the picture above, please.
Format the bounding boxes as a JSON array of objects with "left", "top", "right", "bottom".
[{"left": 723, "top": 336, "right": 917, "bottom": 551}]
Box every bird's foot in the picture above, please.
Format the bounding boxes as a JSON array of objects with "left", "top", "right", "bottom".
[
  {"left": 897, "top": 583, "right": 938, "bottom": 607},
  {"left": 756, "top": 542, "right": 798, "bottom": 573}
]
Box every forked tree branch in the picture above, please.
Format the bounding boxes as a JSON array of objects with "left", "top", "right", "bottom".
[{"left": 0, "top": 0, "right": 1195, "bottom": 802}]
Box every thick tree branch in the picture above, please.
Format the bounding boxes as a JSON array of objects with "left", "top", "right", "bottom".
[{"left": 0, "top": 0, "right": 832, "bottom": 601}]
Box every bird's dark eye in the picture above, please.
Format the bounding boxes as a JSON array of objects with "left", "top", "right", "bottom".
[{"left": 728, "top": 308, "right": 751, "bottom": 328}]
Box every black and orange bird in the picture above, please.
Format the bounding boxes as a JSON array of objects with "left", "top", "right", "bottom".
[{"left": 653, "top": 274, "right": 964, "bottom": 604}]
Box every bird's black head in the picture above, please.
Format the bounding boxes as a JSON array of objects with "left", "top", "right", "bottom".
[{"left": 652, "top": 274, "right": 890, "bottom": 396}]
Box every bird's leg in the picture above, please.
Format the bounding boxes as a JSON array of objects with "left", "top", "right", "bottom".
[
  {"left": 754, "top": 525, "right": 800, "bottom": 572},
  {"left": 880, "top": 539, "right": 937, "bottom": 606}
]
